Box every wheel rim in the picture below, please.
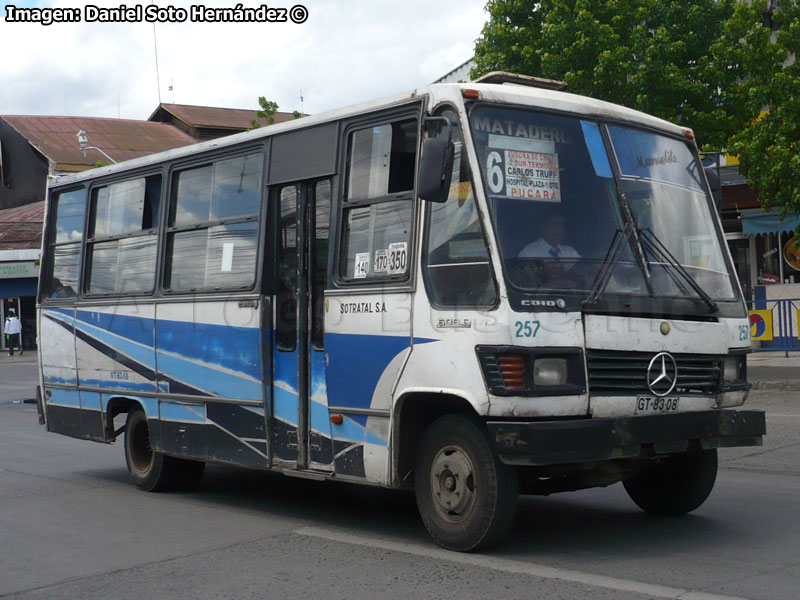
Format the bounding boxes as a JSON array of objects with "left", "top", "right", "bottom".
[
  {"left": 129, "top": 418, "right": 154, "bottom": 475},
  {"left": 429, "top": 444, "right": 477, "bottom": 523}
]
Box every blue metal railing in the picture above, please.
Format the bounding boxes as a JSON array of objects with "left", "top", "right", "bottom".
[{"left": 747, "top": 297, "right": 800, "bottom": 356}]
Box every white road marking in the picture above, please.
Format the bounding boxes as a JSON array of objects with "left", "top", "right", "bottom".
[{"left": 295, "top": 526, "right": 750, "bottom": 600}]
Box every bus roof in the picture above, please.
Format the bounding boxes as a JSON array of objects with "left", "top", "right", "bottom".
[
  {"left": 49, "top": 82, "right": 688, "bottom": 189},
  {"left": 449, "top": 82, "right": 687, "bottom": 137}
]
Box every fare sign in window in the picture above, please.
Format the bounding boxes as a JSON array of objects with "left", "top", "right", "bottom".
[{"left": 486, "top": 135, "right": 561, "bottom": 202}]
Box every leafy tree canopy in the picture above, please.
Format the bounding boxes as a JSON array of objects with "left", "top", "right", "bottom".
[
  {"left": 473, "top": 0, "right": 781, "bottom": 149},
  {"left": 728, "top": 1, "right": 800, "bottom": 219}
]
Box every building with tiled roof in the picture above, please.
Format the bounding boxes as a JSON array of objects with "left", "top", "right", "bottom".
[
  {"left": 148, "top": 103, "right": 302, "bottom": 140},
  {"left": 0, "top": 201, "right": 44, "bottom": 249},
  {"left": 0, "top": 103, "right": 283, "bottom": 350},
  {"left": 0, "top": 115, "right": 197, "bottom": 212}
]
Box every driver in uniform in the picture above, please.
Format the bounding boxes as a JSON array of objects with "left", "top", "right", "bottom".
[{"left": 519, "top": 211, "right": 581, "bottom": 279}]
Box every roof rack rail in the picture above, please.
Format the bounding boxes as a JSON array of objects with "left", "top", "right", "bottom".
[{"left": 473, "top": 71, "right": 568, "bottom": 91}]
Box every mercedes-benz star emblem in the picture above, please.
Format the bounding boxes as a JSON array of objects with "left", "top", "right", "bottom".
[{"left": 646, "top": 352, "right": 678, "bottom": 397}]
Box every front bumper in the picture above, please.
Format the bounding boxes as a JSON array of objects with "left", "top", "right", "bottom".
[{"left": 488, "top": 409, "right": 765, "bottom": 466}]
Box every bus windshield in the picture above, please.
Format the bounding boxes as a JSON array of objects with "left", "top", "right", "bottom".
[{"left": 469, "top": 106, "right": 736, "bottom": 302}]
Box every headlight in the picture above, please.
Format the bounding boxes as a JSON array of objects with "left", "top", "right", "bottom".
[
  {"left": 476, "top": 346, "right": 585, "bottom": 396},
  {"left": 533, "top": 358, "right": 568, "bottom": 386},
  {"left": 723, "top": 356, "right": 740, "bottom": 381}
]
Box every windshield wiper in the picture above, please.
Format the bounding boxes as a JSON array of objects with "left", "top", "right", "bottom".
[
  {"left": 638, "top": 228, "right": 719, "bottom": 314},
  {"left": 582, "top": 221, "right": 636, "bottom": 307},
  {"left": 582, "top": 223, "right": 719, "bottom": 314}
]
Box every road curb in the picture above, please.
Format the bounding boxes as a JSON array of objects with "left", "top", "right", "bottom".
[{"left": 750, "top": 381, "right": 800, "bottom": 392}]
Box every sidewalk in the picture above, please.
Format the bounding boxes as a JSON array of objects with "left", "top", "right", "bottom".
[
  {"left": 0, "top": 350, "right": 37, "bottom": 365},
  {"left": 748, "top": 351, "right": 800, "bottom": 389}
]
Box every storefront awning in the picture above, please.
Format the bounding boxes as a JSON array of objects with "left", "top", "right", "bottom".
[
  {"left": 741, "top": 209, "right": 800, "bottom": 235},
  {"left": 0, "top": 277, "right": 37, "bottom": 297}
]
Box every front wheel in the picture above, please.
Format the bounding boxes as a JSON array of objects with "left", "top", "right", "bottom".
[
  {"left": 415, "top": 414, "right": 518, "bottom": 551},
  {"left": 124, "top": 409, "right": 205, "bottom": 492},
  {"left": 623, "top": 449, "right": 718, "bottom": 516}
]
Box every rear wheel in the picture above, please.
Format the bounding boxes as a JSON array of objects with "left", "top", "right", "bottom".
[
  {"left": 415, "top": 414, "right": 518, "bottom": 551},
  {"left": 623, "top": 449, "right": 718, "bottom": 515},
  {"left": 124, "top": 409, "right": 205, "bottom": 492}
]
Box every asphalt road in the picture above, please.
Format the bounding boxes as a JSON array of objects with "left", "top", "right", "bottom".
[{"left": 1, "top": 358, "right": 798, "bottom": 600}]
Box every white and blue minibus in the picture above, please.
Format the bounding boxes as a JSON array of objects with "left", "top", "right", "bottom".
[{"left": 37, "top": 74, "right": 765, "bottom": 551}]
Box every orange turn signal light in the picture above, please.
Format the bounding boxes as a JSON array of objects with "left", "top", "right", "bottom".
[
  {"left": 498, "top": 354, "right": 526, "bottom": 390},
  {"left": 462, "top": 88, "right": 481, "bottom": 100},
  {"left": 330, "top": 414, "right": 344, "bottom": 425}
]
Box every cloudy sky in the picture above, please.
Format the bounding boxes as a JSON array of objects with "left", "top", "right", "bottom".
[{"left": 1, "top": 0, "right": 486, "bottom": 120}]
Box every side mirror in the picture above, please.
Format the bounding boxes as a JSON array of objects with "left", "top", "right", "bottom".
[{"left": 418, "top": 119, "right": 454, "bottom": 203}]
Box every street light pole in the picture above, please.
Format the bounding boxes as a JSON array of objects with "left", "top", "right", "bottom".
[{"left": 76, "top": 130, "right": 117, "bottom": 164}]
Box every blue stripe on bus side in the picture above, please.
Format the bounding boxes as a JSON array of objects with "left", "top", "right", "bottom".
[
  {"left": 80, "top": 379, "right": 159, "bottom": 394},
  {"left": 60, "top": 311, "right": 256, "bottom": 399},
  {"left": 159, "top": 401, "right": 206, "bottom": 423},
  {"left": 75, "top": 310, "right": 154, "bottom": 347},
  {"left": 156, "top": 320, "right": 261, "bottom": 380},
  {"left": 80, "top": 390, "right": 102, "bottom": 411},
  {"left": 325, "top": 333, "right": 437, "bottom": 411},
  {"left": 45, "top": 387, "right": 81, "bottom": 409},
  {"left": 273, "top": 384, "right": 298, "bottom": 425},
  {"left": 43, "top": 375, "right": 79, "bottom": 386},
  {"left": 74, "top": 320, "right": 156, "bottom": 371},
  {"left": 71, "top": 311, "right": 261, "bottom": 383},
  {"left": 156, "top": 351, "right": 262, "bottom": 400},
  {"left": 44, "top": 307, "right": 74, "bottom": 319},
  {"left": 42, "top": 310, "right": 75, "bottom": 330},
  {"left": 272, "top": 358, "right": 382, "bottom": 445}
]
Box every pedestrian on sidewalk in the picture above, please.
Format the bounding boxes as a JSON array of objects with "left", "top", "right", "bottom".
[{"left": 4, "top": 309, "right": 22, "bottom": 356}]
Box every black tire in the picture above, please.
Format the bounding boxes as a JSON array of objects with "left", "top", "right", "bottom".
[
  {"left": 124, "top": 409, "right": 205, "bottom": 492},
  {"left": 623, "top": 449, "right": 718, "bottom": 516},
  {"left": 414, "top": 414, "right": 518, "bottom": 551}
]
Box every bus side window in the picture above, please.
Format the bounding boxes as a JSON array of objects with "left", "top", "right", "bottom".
[
  {"left": 85, "top": 175, "right": 161, "bottom": 295},
  {"left": 423, "top": 111, "right": 497, "bottom": 308},
  {"left": 43, "top": 188, "right": 86, "bottom": 299},
  {"left": 340, "top": 119, "right": 417, "bottom": 282},
  {"left": 164, "top": 152, "right": 262, "bottom": 292}
]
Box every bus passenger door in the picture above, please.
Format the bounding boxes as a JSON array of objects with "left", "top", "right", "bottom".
[{"left": 272, "top": 180, "right": 333, "bottom": 471}]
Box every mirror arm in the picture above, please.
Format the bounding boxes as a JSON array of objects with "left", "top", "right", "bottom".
[{"left": 423, "top": 115, "right": 453, "bottom": 139}]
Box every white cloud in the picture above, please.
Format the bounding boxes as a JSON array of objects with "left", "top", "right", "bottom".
[{"left": 1, "top": 0, "right": 487, "bottom": 119}]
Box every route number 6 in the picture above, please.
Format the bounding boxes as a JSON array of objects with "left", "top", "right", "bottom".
[{"left": 487, "top": 151, "right": 504, "bottom": 194}]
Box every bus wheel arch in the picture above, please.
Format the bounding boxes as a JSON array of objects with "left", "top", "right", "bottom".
[
  {"left": 393, "top": 392, "right": 479, "bottom": 490},
  {"left": 105, "top": 396, "right": 143, "bottom": 441}
]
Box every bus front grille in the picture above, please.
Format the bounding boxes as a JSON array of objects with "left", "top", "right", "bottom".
[{"left": 586, "top": 350, "right": 723, "bottom": 396}]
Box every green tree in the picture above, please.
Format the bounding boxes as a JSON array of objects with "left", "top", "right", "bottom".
[
  {"left": 472, "top": 0, "right": 773, "bottom": 149},
  {"left": 250, "top": 96, "right": 280, "bottom": 129},
  {"left": 728, "top": 0, "right": 800, "bottom": 222},
  {"left": 250, "top": 97, "right": 305, "bottom": 129},
  {"left": 472, "top": 0, "right": 545, "bottom": 77}
]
